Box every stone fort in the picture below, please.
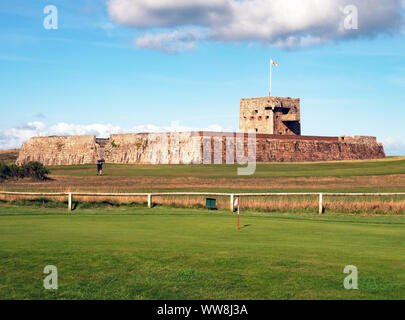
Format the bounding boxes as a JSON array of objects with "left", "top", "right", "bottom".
[{"left": 17, "top": 96, "right": 385, "bottom": 165}]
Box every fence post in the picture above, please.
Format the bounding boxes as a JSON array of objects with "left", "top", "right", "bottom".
[
  {"left": 148, "top": 194, "right": 152, "bottom": 208},
  {"left": 68, "top": 193, "right": 72, "bottom": 212},
  {"left": 319, "top": 193, "right": 323, "bottom": 215},
  {"left": 230, "top": 194, "right": 234, "bottom": 213}
]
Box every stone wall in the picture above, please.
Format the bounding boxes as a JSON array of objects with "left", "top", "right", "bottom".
[
  {"left": 104, "top": 133, "right": 202, "bottom": 164},
  {"left": 16, "top": 132, "right": 385, "bottom": 165},
  {"left": 254, "top": 135, "right": 385, "bottom": 162},
  {"left": 196, "top": 133, "right": 385, "bottom": 163},
  {"left": 16, "top": 135, "right": 99, "bottom": 165}
]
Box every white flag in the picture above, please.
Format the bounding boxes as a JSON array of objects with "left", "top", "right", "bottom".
[{"left": 271, "top": 59, "right": 279, "bottom": 66}]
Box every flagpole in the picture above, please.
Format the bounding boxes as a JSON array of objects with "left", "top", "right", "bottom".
[{"left": 269, "top": 59, "right": 272, "bottom": 97}]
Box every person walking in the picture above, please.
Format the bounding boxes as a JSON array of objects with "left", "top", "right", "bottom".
[{"left": 97, "top": 158, "right": 105, "bottom": 176}]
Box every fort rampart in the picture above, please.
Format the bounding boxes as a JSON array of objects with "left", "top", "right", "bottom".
[{"left": 16, "top": 132, "right": 386, "bottom": 165}]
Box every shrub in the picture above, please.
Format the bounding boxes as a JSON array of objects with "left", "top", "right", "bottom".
[
  {"left": 0, "top": 162, "right": 10, "bottom": 179},
  {"left": 21, "top": 162, "right": 50, "bottom": 180},
  {"left": 8, "top": 164, "right": 25, "bottom": 178},
  {"left": 0, "top": 161, "right": 50, "bottom": 181}
]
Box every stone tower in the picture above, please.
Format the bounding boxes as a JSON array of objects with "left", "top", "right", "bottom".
[{"left": 239, "top": 96, "right": 301, "bottom": 135}]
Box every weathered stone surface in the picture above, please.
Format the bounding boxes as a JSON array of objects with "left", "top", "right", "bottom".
[
  {"left": 16, "top": 132, "right": 385, "bottom": 165},
  {"left": 105, "top": 133, "right": 202, "bottom": 164},
  {"left": 16, "top": 135, "right": 99, "bottom": 165}
]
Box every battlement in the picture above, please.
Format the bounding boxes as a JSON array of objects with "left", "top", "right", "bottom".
[{"left": 339, "top": 136, "right": 378, "bottom": 144}]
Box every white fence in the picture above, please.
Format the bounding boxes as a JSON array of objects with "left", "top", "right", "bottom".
[{"left": 1, "top": 191, "right": 405, "bottom": 215}]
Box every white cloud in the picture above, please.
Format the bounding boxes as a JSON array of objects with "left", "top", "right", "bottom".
[
  {"left": 0, "top": 122, "right": 122, "bottom": 150},
  {"left": 381, "top": 137, "right": 405, "bottom": 156},
  {"left": 135, "top": 29, "right": 203, "bottom": 54},
  {"left": 107, "top": 0, "right": 404, "bottom": 52},
  {"left": 107, "top": 0, "right": 229, "bottom": 28},
  {"left": 0, "top": 121, "right": 227, "bottom": 150}
]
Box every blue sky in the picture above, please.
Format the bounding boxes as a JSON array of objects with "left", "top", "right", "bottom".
[{"left": 0, "top": 0, "right": 405, "bottom": 155}]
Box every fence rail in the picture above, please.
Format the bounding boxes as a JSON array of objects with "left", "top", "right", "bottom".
[{"left": 1, "top": 191, "right": 405, "bottom": 215}]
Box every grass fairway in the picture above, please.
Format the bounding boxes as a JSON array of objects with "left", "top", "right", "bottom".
[
  {"left": 48, "top": 157, "right": 405, "bottom": 178},
  {"left": 2, "top": 157, "right": 405, "bottom": 194},
  {"left": 0, "top": 205, "right": 404, "bottom": 300}
]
